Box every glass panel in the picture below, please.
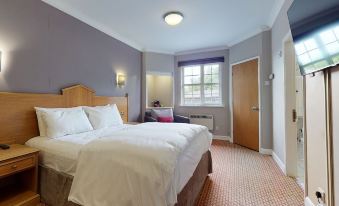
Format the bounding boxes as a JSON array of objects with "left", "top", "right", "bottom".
[
  {"left": 204, "top": 66, "right": 212, "bottom": 75},
  {"left": 192, "top": 66, "right": 200, "bottom": 75},
  {"left": 204, "top": 85, "right": 212, "bottom": 97},
  {"left": 211, "top": 85, "right": 220, "bottom": 97},
  {"left": 184, "top": 76, "right": 192, "bottom": 84},
  {"left": 184, "top": 66, "right": 193, "bottom": 76},
  {"left": 204, "top": 75, "right": 212, "bottom": 84},
  {"left": 308, "top": 49, "right": 323, "bottom": 61},
  {"left": 313, "top": 60, "right": 329, "bottom": 69},
  {"left": 334, "top": 26, "right": 339, "bottom": 39},
  {"left": 192, "top": 85, "right": 201, "bottom": 97},
  {"left": 326, "top": 41, "right": 339, "bottom": 55},
  {"left": 295, "top": 43, "right": 306, "bottom": 55},
  {"left": 320, "top": 30, "right": 337, "bottom": 44},
  {"left": 184, "top": 85, "right": 192, "bottom": 94},
  {"left": 211, "top": 65, "right": 219, "bottom": 74},
  {"left": 211, "top": 75, "right": 219, "bottom": 83},
  {"left": 298, "top": 53, "right": 311, "bottom": 65},
  {"left": 333, "top": 54, "right": 339, "bottom": 64},
  {"left": 304, "top": 38, "right": 318, "bottom": 50},
  {"left": 192, "top": 75, "right": 200, "bottom": 84}
]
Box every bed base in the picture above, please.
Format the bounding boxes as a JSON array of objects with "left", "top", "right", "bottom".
[{"left": 39, "top": 151, "right": 212, "bottom": 206}]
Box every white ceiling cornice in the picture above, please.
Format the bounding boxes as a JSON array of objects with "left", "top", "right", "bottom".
[
  {"left": 175, "top": 46, "right": 229, "bottom": 56},
  {"left": 42, "top": 0, "right": 144, "bottom": 51}
]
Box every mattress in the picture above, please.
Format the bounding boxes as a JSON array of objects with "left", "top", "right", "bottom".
[{"left": 26, "top": 123, "right": 212, "bottom": 193}]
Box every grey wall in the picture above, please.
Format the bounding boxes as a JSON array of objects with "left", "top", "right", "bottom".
[
  {"left": 271, "top": 0, "right": 294, "bottom": 163},
  {"left": 143, "top": 52, "right": 175, "bottom": 74},
  {"left": 229, "top": 31, "right": 273, "bottom": 150},
  {"left": 174, "top": 49, "right": 230, "bottom": 136},
  {"left": 141, "top": 52, "right": 175, "bottom": 119},
  {"left": 0, "top": 0, "right": 142, "bottom": 121}
]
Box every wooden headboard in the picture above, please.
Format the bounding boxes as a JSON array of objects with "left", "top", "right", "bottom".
[{"left": 0, "top": 85, "right": 128, "bottom": 145}]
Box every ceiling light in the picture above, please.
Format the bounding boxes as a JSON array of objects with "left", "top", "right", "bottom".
[{"left": 164, "top": 12, "right": 184, "bottom": 26}]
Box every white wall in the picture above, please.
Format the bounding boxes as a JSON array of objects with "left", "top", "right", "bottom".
[{"left": 271, "top": 0, "right": 294, "bottom": 164}]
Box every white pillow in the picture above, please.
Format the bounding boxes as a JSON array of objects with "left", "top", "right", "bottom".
[
  {"left": 41, "top": 109, "right": 93, "bottom": 138},
  {"left": 151, "top": 108, "right": 174, "bottom": 119},
  {"left": 35, "top": 107, "right": 82, "bottom": 137},
  {"left": 83, "top": 104, "right": 123, "bottom": 130}
]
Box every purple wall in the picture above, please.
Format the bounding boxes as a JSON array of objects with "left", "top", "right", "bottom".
[{"left": 0, "top": 0, "right": 142, "bottom": 121}]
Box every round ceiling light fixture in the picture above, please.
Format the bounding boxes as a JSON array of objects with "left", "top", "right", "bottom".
[{"left": 163, "top": 12, "right": 184, "bottom": 26}]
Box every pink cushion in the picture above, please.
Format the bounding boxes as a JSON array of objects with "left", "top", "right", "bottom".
[{"left": 157, "top": 117, "right": 174, "bottom": 123}]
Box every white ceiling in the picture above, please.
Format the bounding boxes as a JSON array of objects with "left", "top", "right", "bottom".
[{"left": 42, "top": 0, "right": 284, "bottom": 54}]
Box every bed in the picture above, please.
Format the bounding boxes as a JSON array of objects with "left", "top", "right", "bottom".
[{"left": 0, "top": 85, "right": 213, "bottom": 206}]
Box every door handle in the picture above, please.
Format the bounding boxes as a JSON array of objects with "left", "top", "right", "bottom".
[
  {"left": 292, "top": 109, "right": 297, "bottom": 122},
  {"left": 251, "top": 106, "right": 259, "bottom": 111}
]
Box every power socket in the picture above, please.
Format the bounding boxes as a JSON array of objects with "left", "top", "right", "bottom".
[{"left": 316, "top": 187, "right": 326, "bottom": 204}]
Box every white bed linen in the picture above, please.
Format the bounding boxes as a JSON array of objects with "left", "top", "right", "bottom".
[{"left": 26, "top": 123, "right": 212, "bottom": 206}]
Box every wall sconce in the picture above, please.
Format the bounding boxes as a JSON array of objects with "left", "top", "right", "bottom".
[
  {"left": 116, "top": 74, "right": 126, "bottom": 87},
  {"left": 0, "top": 51, "right": 2, "bottom": 72}
]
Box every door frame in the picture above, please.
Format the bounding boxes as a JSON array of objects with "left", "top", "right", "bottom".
[
  {"left": 283, "top": 32, "right": 299, "bottom": 178},
  {"left": 230, "top": 56, "right": 262, "bottom": 152}
]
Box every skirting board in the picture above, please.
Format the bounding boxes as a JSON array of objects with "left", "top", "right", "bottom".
[
  {"left": 272, "top": 152, "right": 286, "bottom": 175},
  {"left": 259, "top": 148, "right": 272, "bottom": 155},
  {"left": 305, "top": 197, "right": 314, "bottom": 206},
  {"left": 213, "top": 136, "right": 231, "bottom": 141}
]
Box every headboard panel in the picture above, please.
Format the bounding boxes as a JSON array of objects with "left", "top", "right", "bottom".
[{"left": 0, "top": 85, "right": 128, "bottom": 145}]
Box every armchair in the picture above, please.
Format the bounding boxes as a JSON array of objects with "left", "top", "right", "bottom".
[{"left": 144, "top": 110, "right": 190, "bottom": 123}]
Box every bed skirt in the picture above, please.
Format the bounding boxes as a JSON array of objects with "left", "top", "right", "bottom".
[{"left": 39, "top": 151, "right": 212, "bottom": 206}]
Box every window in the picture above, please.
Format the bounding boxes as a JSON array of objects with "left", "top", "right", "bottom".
[
  {"left": 181, "top": 63, "right": 222, "bottom": 106},
  {"left": 295, "top": 24, "right": 339, "bottom": 74}
]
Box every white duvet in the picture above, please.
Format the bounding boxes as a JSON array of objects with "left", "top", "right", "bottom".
[{"left": 68, "top": 123, "right": 212, "bottom": 206}]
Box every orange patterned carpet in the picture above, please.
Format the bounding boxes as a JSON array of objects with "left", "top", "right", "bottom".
[{"left": 197, "top": 140, "right": 304, "bottom": 206}]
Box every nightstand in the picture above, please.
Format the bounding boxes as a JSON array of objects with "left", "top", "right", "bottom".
[{"left": 0, "top": 144, "right": 40, "bottom": 206}]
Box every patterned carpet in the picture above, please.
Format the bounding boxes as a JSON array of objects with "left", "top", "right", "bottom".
[{"left": 197, "top": 140, "right": 304, "bottom": 206}]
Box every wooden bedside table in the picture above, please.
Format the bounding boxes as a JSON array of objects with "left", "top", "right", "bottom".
[{"left": 0, "top": 144, "right": 40, "bottom": 206}]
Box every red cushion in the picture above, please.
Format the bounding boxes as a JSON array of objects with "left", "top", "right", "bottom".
[{"left": 157, "top": 117, "right": 174, "bottom": 123}]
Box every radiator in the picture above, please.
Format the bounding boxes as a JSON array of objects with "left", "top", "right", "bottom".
[{"left": 189, "top": 114, "right": 214, "bottom": 130}]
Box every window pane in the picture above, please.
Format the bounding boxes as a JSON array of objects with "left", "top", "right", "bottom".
[
  {"left": 211, "top": 75, "right": 219, "bottom": 83},
  {"left": 211, "top": 65, "right": 219, "bottom": 74},
  {"left": 184, "top": 76, "right": 193, "bottom": 84},
  {"left": 204, "top": 66, "right": 212, "bottom": 75},
  {"left": 204, "top": 85, "right": 212, "bottom": 97},
  {"left": 308, "top": 49, "right": 323, "bottom": 61},
  {"left": 184, "top": 67, "right": 193, "bottom": 76},
  {"left": 211, "top": 85, "right": 220, "bottom": 97},
  {"left": 204, "top": 75, "right": 212, "bottom": 83},
  {"left": 326, "top": 41, "right": 339, "bottom": 55},
  {"left": 304, "top": 38, "right": 318, "bottom": 50},
  {"left": 298, "top": 53, "right": 311, "bottom": 65},
  {"left": 192, "top": 75, "right": 200, "bottom": 84},
  {"left": 184, "top": 86, "right": 193, "bottom": 94},
  {"left": 192, "top": 66, "right": 200, "bottom": 75},
  {"left": 295, "top": 43, "right": 306, "bottom": 55},
  {"left": 192, "top": 85, "right": 201, "bottom": 97},
  {"left": 320, "top": 30, "right": 336, "bottom": 44}
]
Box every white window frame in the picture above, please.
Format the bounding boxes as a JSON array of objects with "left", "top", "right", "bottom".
[{"left": 180, "top": 62, "right": 223, "bottom": 107}]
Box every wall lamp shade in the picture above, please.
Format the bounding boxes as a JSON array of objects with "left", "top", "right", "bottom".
[
  {"left": 0, "top": 51, "right": 1, "bottom": 72},
  {"left": 164, "top": 12, "right": 184, "bottom": 26},
  {"left": 117, "top": 74, "right": 126, "bottom": 87}
]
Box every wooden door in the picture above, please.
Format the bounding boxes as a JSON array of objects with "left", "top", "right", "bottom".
[{"left": 232, "top": 59, "right": 259, "bottom": 151}]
